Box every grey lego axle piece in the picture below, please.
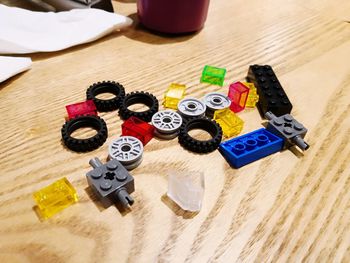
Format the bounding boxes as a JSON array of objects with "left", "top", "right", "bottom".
[
  {"left": 86, "top": 158, "right": 135, "bottom": 209},
  {"left": 265, "top": 112, "right": 309, "bottom": 151}
]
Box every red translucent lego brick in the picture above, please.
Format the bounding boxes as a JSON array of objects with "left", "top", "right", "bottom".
[
  {"left": 228, "top": 82, "right": 249, "bottom": 113},
  {"left": 121, "top": 116, "right": 155, "bottom": 145},
  {"left": 65, "top": 100, "right": 97, "bottom": 119}
]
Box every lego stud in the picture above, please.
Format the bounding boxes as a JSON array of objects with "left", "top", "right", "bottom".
[
  {"left": 255, "top": 134, "right": 269, "bottom": 145},
  {"left": 232, "top": 142, "right": 246, "bottom": 154},
  {"left": 100, "top": 181, "right": 112, "bottom": 191},
  {"left": 108, "top": 136, "right": 143, "bottom": 170}
]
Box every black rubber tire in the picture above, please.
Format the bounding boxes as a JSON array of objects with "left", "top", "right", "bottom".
[
  {"left": 119, "top": 91, "right": 159, "bottom": 122},
  {"left": 86, "top": 81, "right": 125, "bottom": 112},
  {"left": 178, "top": 117, "right": 223, "bottom": 153},
  {"left": 61, "top": 115, "right": 108, "bottom": 152}
]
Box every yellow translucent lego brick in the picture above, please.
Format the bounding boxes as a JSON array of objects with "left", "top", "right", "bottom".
[
  {"left": 242, "top": 82, "right": 259, "bottom": 108},
  {"left": 163, "top": 83, "right": 186, "bottom": 109},
  {"left": 33, "top": 177, "right": 78, "bottom": 219},
  {"left": 213, "top": 109, "right": 244, "bottom": 138}
]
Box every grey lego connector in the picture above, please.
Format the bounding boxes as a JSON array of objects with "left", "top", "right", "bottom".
[
  {"left": 86, "top": 157, "right": 135, "bottom": 209},
  {"left": 265, "top": 112, "right": 310, "bottom": 151}
]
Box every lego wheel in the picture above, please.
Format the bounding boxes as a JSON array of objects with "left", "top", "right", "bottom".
[
  {"left": 119, "top": 91, "right": 159, "bottom": 122},
  {"left": 61, "top": 115, "right": 108, "bottom": 152},
  {"left": 86, "top": 81, "right": 125, "bottom": 112},
  {"left": 178, "top": 117, "right": 223, "bottom": 153},
  {"left": 108, "top": 136, "right": 144, "bottom": 170}
]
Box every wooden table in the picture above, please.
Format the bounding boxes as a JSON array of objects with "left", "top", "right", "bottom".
[{"left": 1, "top": 0, "right": 350, "bottom": 262}]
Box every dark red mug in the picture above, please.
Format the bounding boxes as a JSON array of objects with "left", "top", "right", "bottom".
[{"left": 137, "top": 0, "right": 210, "bottom": 34}]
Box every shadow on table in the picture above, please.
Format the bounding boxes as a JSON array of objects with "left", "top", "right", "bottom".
[
  {"left": 0, "top": 71, "right": 29, "bottom": 90},
  {"left": 161, "top": 194, "right": 199, "bottom": 219}
]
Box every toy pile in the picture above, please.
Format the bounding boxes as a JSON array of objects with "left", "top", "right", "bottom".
[{"left": 32, "top": 64, "right": 309, "bottom": 219}]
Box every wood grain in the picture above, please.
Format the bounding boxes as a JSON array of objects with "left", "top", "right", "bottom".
[{"left": 0, "top": 0, "right": 350, "bottom": 262}]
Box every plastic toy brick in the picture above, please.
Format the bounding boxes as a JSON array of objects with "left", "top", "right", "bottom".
[
  {"left": 242, "top": 82, "right": 259, "bottom": 108},
  {"left": 213, "top": 109, "right": 244, "bottom": 138},
  {"left": 265, "top": 112, "right": 309, "bottom": 151},
  {"left": 65, "top": 100, "right": 97, "bottom": 119},
  {"left": 228, "top": 82, "right": 249, "bottom": 112},
  {"left": 121, "top": 116, "right": 155, "bottom": 145},
  {"left": 163, "top": 83, "right": 186, "bottom": 109},
  {"left": 200, "top": 65, "right": 226, "bottom": 86},
  {"left": 246, "top": 65, "right": 292, "bottom": 117},
  {"left": 33, "top": 177, "right": 78, "bottom": 219},
  {"left": 86, "top": 158, "right": 135, "bottom": 208},
  {"left": 219, "top": 128, "right": 284, "bottom": 168}
]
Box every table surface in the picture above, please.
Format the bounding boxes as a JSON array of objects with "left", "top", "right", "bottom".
[{"left": 1, "top": 0, "right": 350, "bottom": 262}]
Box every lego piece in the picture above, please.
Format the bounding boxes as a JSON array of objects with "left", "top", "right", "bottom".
[
  {"left": 86, "top": 81, "right": 125, "bottom": 112},
  {"left": 163, "top": 83, "right": 186, "bottom": 109},
  {"left": 219, "top": 128, "right": 284, "bottom": 168},
  {"left": 33, "top": 177, "right": 78, "bottom": 219},
  {"left": 86, "top": 158, "right": 135, "bottom": 208},
  {"left": 202, "top": 92, "right": 231, "bottom": 118},
  {"left": 108, "top": 136, "right": 144, "bottom": 170},
  {"left": 151, "top": 110, "right": 183, "bottom": 139},
  {"left": 65, "top": 100, "right": 97, "bottom": 119},
  {"left": 242, "top": 82, "right": 259, "bottom": 108},
  {"left": 119, "top": 91, "right": 159, "bottom": 122},
  {"left": 265, "top": 112, "right": 309, "bottom": 151},
  {"left": 228, "top": 82, "right": 249, "bottom": 113},
  {"left": 121, "top": 116, "right": 155, "bottom": 145},
  {"left": 177, "top": 97, "right": 206, "bottom": 118},
  {"left": 247, "top": 65, "right": 292, "bottom": 117},
  {"left": 167, "top": 170, "right": 205, "bottom": 212},
  {"left": 213, "top": 109, "right": 244, "bottom": 138},
  {"left": 200, "top": 65, "right": 226, "bottom": 86}
]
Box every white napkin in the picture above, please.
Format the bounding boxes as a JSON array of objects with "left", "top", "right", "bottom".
[
  {"left": 0, "top": 56, "right": 32, "bottom": 83},
  {"left": 0, "top": 4, "right": 132, "bottom": 82}
]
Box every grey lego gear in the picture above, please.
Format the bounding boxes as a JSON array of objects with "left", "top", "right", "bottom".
[
  {"left": 202, "top": 92, "right": 231, "bottom": 118},
  {"left": 108, "top": 136, "right": 143, "bottom": 170},
  {"left": 86, "top": 158, "right": 135, "bottom": 208},
  {"left": 265, "top": 111, "right": 309, "bottom": 151},
  {"left": 177, "top": 97, "right": 206, "bottom": 118},
  {"left": 151, "top": 110, "right": 183, "bottom": 139}
]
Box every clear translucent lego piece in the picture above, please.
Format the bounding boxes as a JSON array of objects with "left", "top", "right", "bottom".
[{"left": 167, "top": 170, "right": 205, "bottom": 212}]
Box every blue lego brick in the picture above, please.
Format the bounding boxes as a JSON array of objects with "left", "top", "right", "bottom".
[{"left": 219, "top": 128, "right": 284, "bottom": 168}]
